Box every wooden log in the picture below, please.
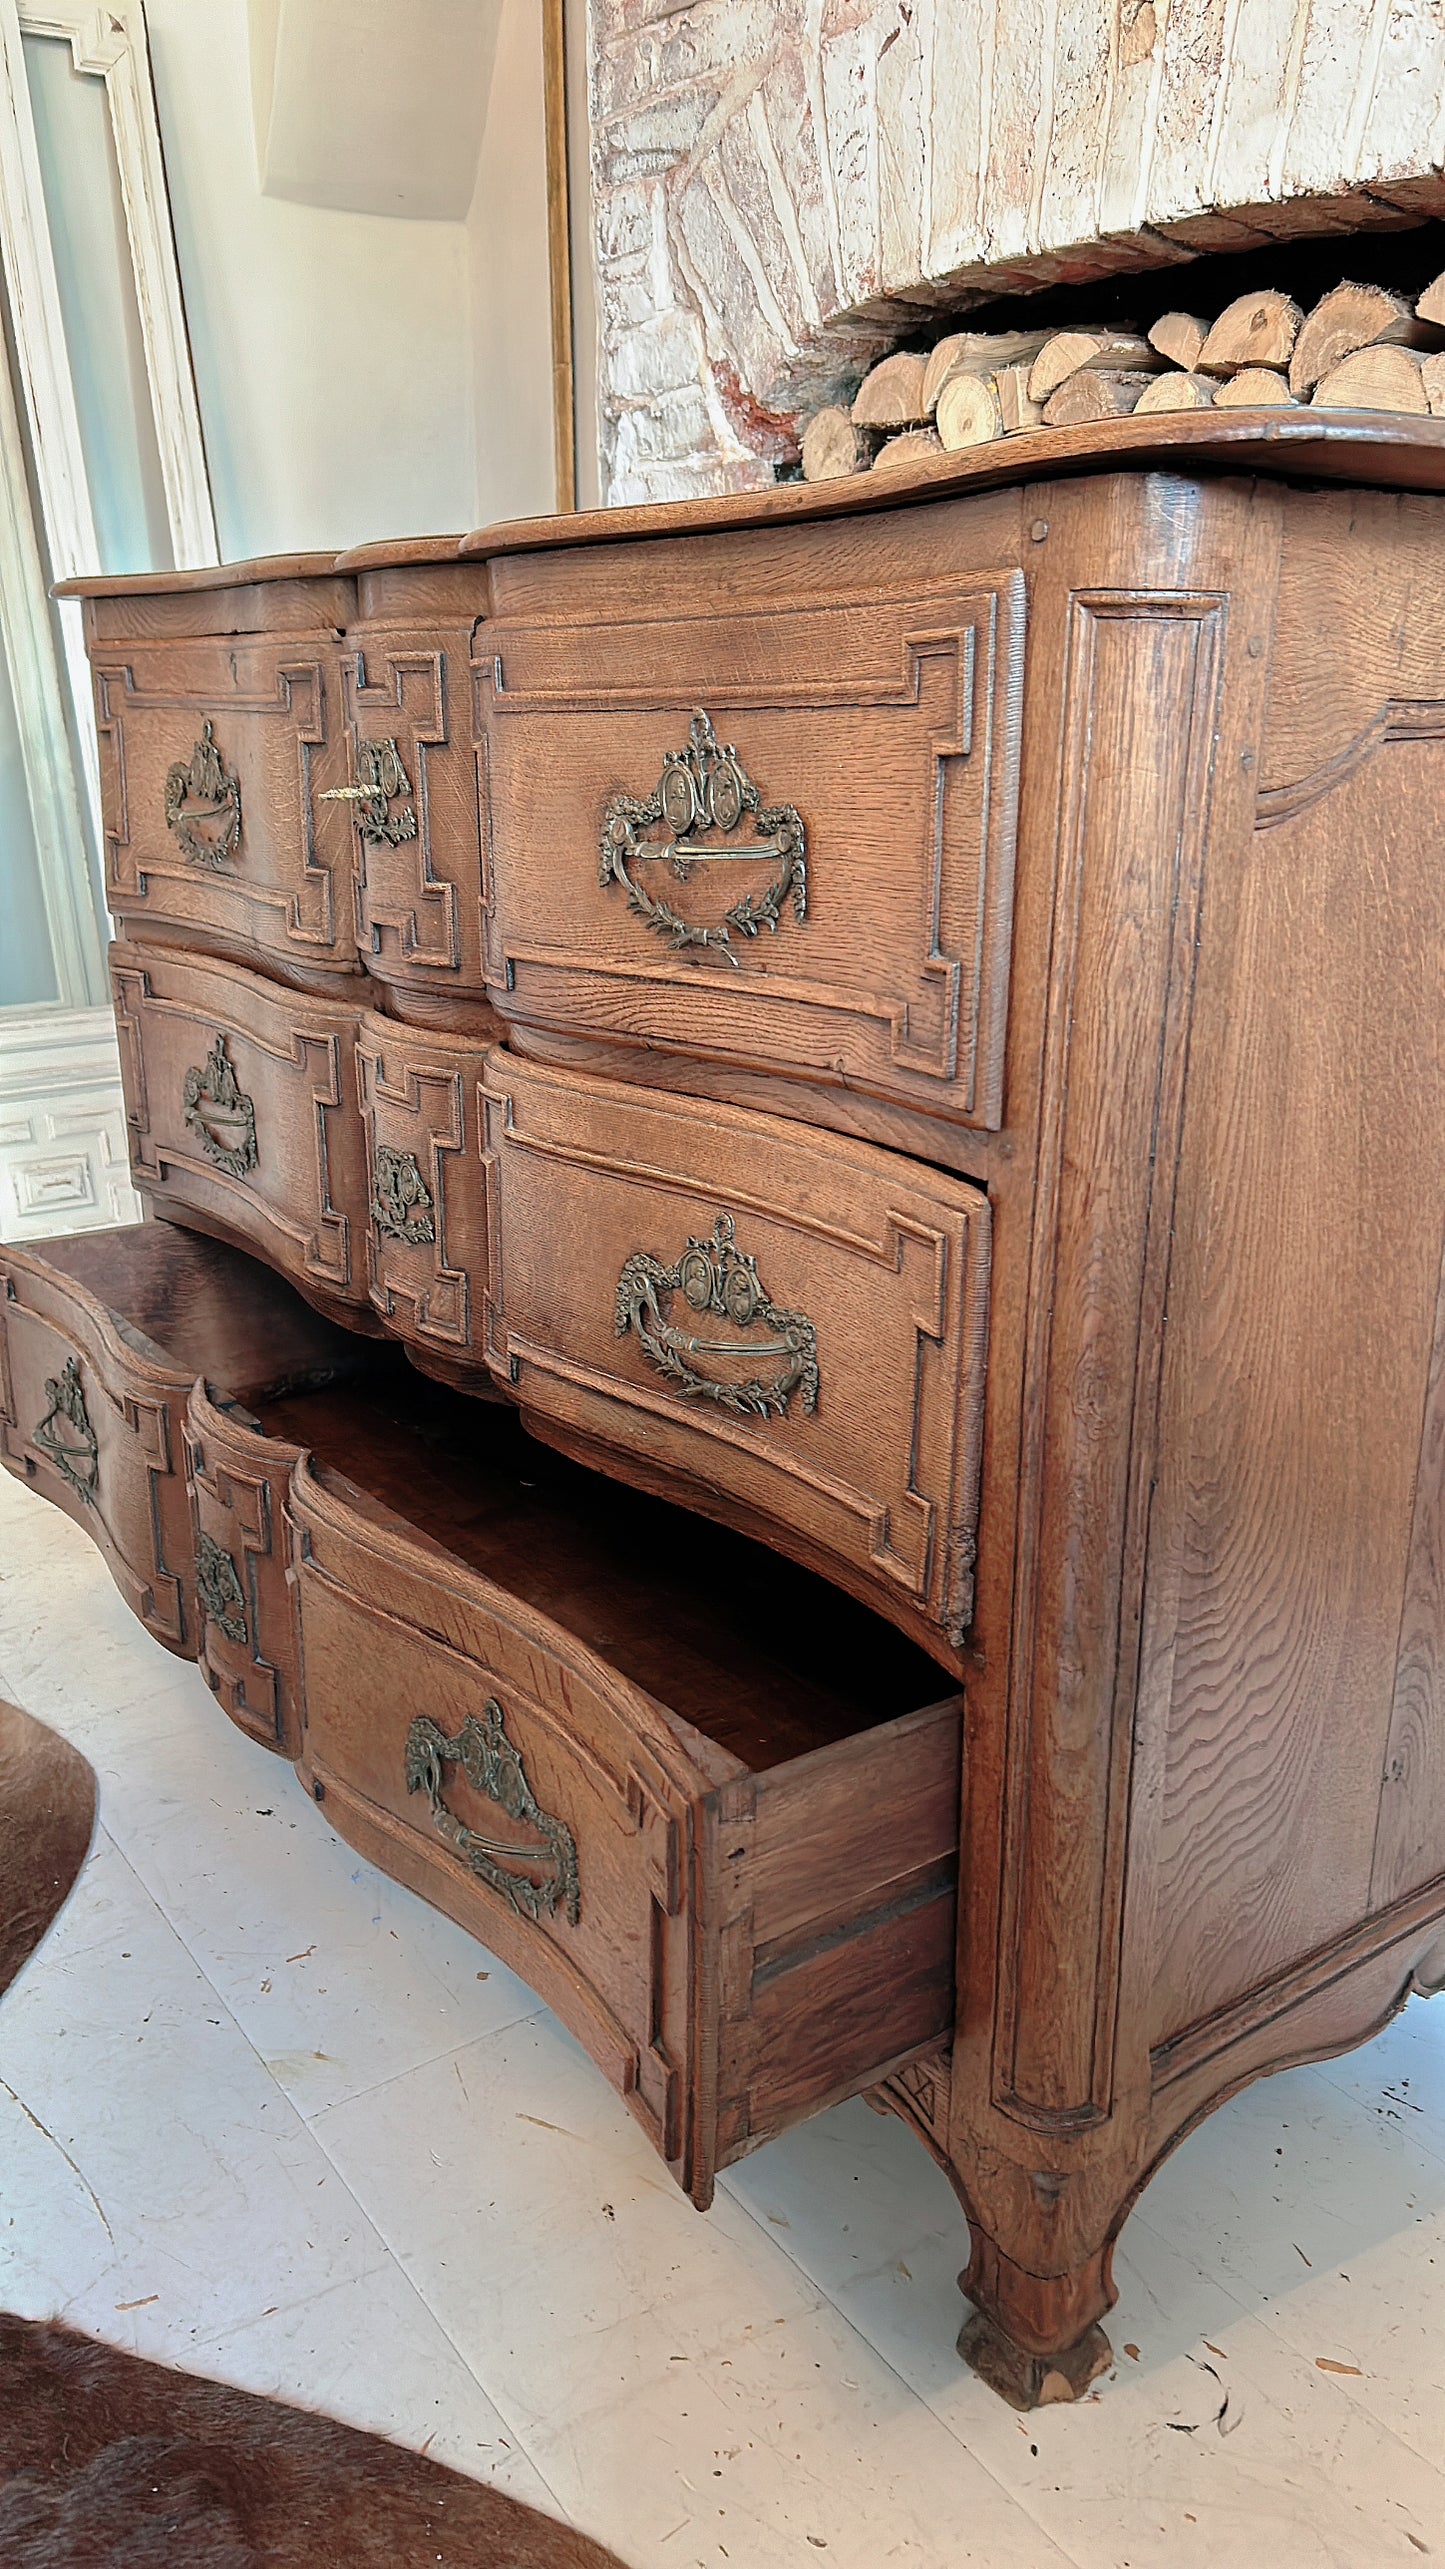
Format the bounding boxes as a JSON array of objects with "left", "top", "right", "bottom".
[
  {"left": 1041, "top": 369, "right": 1154, "bottom": 426},
  {"left": 851, "top": 352, "right": 928, "bottom": 428},
  {"left": 1147, "top": 312, "right": 1208, "bottom": 369},
  {"left": 1420, "top": 353, "right": 1445, "bottom": 417},
  {"left": 1131, "top": 370, "right": 1216, "bottom": 413},
  {"left": 1288, "top": 281, "right": 1442, "bottom": 396},
  {"left": 1213, "top": 367, "right": 1298, "bottom": 407},
  {"left": 993, "top": 364, "right": 1046, "bottom": 434},
  {"left": 1028, "top": 330, "right": 1163, "bottom": 402},
  {"left": 1416, "top": 271, "right": 1445, "bottom": 327},
  {"left": 801, "top": 406, "right": 874, "bottom": 482},
  {"left": 921, "top": 329, "right": 1050, "bottom": 415},
  {"left": 871, "top": 426, "right": 943, "bottom": 469},
  {"left": 1311, "top": 343, "right": 1429, "bottom": 413},
  {"left": 1197, "top": 291, "right": 1304, "bottom": 375},
  {"left": 935, "top": 373, "right": 1003, "bottom": 450}
]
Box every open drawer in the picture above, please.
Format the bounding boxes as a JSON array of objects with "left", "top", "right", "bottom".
[
  {"left": 0, "top": 1225, "right": 962, "bottom": 2209},
  {"left": 270, "top": 1368, "right": 962, "bottom": 2206}
]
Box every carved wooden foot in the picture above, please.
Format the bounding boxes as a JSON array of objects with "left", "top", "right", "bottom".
[
  {"left": 957, "top": 2308, "right": 1112, "bottom": 2410},
  {"left": 958, "top": 2226, "right": 1117, "bottom": 2409}
]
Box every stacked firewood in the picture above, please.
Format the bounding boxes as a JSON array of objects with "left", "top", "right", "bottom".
[{"left": 800, "top": 275, "right": 1445, "bottom": 481}]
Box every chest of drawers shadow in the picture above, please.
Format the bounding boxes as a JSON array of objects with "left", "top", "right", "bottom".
[{"left": 30, "top": 409, "right": 1445, "bottom": 2408}]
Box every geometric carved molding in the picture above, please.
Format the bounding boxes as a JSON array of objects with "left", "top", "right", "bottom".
[{"left": 0, "top": 1004, "right": 143, "bottom": 1240}]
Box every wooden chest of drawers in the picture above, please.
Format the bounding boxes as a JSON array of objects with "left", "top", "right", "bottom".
[{"left": 31, "top": 410, "right": 1445, "bottom": 2409}]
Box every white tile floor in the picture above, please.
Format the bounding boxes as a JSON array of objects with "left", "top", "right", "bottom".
[{"left": 3, "top": 1459, "right": 1445, "bottom": 2568}]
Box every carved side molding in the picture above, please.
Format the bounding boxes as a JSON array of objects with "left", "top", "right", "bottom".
[
  {"left": 600, "top": 708, "right": 806, "bottom": 966},
  {"left": 165, "top": 721, "right": 241, "bottom": 867},
  {"left": 404, "top": 1701, "right": 581, "bottom": 1925},
  {"left": 32, "top": 1354, "right": 98, "bottom": 1503},
  {"left": 615, "top": 1212, "right": 819, "bottom": 1419}
]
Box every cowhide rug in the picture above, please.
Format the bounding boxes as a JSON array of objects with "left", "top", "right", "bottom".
[
  {"left": 0, "top": 1696, "right": 628, "bottom": 2565},
  {"left": 0, "top": 2315, "right": 630, "bottom": 2566},
  {"left": 0, "top": 1691, "right": 96, "bottom": 1997}
]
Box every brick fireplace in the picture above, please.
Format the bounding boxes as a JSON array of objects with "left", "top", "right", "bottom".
[{"left": 586, "top": 0, "right": 1445, "bottom": 503}]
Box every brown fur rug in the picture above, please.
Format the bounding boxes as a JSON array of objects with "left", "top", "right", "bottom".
[
  {"left": 0, "top": 1694, "right": 96, "bottom": 1997},
  {"left": 0, "top": 2314, "right": 630, "bottom": 2566},
  {"left": 0, "top": 1696, "right": 626, "bottom": 2565}
]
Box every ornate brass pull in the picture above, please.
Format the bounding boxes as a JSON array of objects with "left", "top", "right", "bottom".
[
  {"left": 165, "top": 721, "right": 241, "bottom": 868},
  {"left": 182, "top": 1032, "right": 257, "bottom": 1178},
  {"left": 319, "top": 737, "right": 417, "bottom": 847},
  {"left": 33, "top": 1355, "right": 98, "bottom": 1504},
  {"left": 371, "top": 1145, "right": 435, "bottom": 1243},
  {"left": 196, "top": 1531, "right": 247, "bottom": 1646},
  {"left": 615, "top": 1213, "right": 818, "bottom": 1419},
  {"left": 599, "top": 708, "right": 806, "bottom": 966},
  {"left": 404, "top": 1701, "right": 580, "bottom": 1926}
]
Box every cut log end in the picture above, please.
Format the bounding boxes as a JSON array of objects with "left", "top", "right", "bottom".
[
  {"left": 921, "top": 329, "right": 1051, "bottom": 416},
  {"left": 801, "top": 406, "right": 875, "bottom": 483},
  {"left": 935, "top": 373, "right": 1003, "bottom": 451},
  {"left": 851, "top": 351, "right": 929, "bottom": 428},
  {"left": 1213, "top": 367, "right": 1298, "bottom": 408},
  {"left": 1028, "top": 330, "right": 1162, "bottom": 402},
  {"left": 1312, "top": 343, "right": 1430, "bottom": 414},
  {"left": 871, "top": 426, "right": 944, "bottom": 470},
  {"left": 1198, "top": 290, "right": 1304, "bottom": 375},
  {"left": 1288, "top": 280, "right": 1440, "bottom": 397},
  {"left": 1042, "top": 369, "right": 1154, "bottom": 427},
  {"left": 1147, "top": 312, "right": 1208, "bottom": 370},
  {"left": 1132, "top": 370, "right": 1216, "bottom": 413}
]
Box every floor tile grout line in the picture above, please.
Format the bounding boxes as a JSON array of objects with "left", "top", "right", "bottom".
[
  {"left": 15, "top": 1820, "right": 583, "bottom": 2523},
  {"left": 292, "top": 2095, "right": 592, "bottom": 2528},
  {"left": 19, "top": 1823, "right": 405, "bottom": 2276},
  {"left": 89, "top": 1787, "right": 550, "bottom": 2118},
  {"left": 702, "top": 2181, "right": 1089, "bottom": 2568},
  {"left": 1124, "top": 2195, "right": 1445, "bottom": 2499},
  {"left": 184, "top": 2254, "right": 578, "bottom": 2525}
]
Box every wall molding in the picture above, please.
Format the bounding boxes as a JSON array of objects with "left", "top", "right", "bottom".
[
  {"left": 0, "top": 0, "right": 218, "bottom": 1007},
  {"left": 0, "top": 1002, "right": 141, "bottom": 1239},
  {"left": 23, "top": 0, "right": 218, "bottom": 571}
]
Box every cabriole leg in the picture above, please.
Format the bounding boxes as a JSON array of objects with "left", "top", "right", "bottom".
[{"left": 956, "top": 2228, "right": 1115, "bottom": 2411}]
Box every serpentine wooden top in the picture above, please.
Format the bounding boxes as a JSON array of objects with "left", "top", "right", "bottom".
[{"left": 53, "top": 411, "right": 1445, "bottom": 596}]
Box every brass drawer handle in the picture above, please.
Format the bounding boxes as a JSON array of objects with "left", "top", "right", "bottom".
[
  {"left": 319, "top": 737, "right": 418, "bottom": 847},
  {"left": 405, "top": 1701, "right": 580, "bottom": 1926},
  {"left": 196, "top": 1531, "right": 248, "bottom": 1646},
  {"left": 371, "top": 1145, "right": 435, "bottom": 1243},
  {"left": 33, "top": 1355, "right": 98, "bottom": 1505},
  {"left": 182, "top": 1032, "right": 257, "bottom": 1179},
  {"left": 616, "top": 1212, "right": 819, "bottom": 1419},
  {"left": 600, "top": 708, "right": 806, "bottom": 966},
  {"left": 165, "top": 721, "right": 241, "bottom": 869}
]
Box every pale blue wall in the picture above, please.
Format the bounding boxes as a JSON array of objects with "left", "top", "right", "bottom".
[
  {"left": 0, "top": 623, "right": 58, "bottom": 1009},
  {"left": 24, "top": 31, "right": 171, "bottom": 574}
]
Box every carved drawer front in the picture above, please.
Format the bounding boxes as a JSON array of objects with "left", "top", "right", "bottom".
[
  {"left": 479, "top": 570, "right": 1023, "bottom": 1130},
  {"left": 290, "top": 1448, "right": 962, "bottom": 2204},
  {"left": 93, "top": 628, "right": 360, "bottom": 987},
  {"left": 479, "top": 1053, "right": 991, "bottom": 1661},
  {"left": 184, "top": 1384, "right": 305, "bottom": 1755},
  {"left": 109, "top": 940, "right": 375, "bottom": 1326},
  {"left": 338, "top": 629, "right": 488, "bottom": 1017},
  {"left": 0, "top": 1246, "right": 196, "bottom": 1652},
  {"left": 356, "top": 1012, "right": 489, "bottom": 1379}
]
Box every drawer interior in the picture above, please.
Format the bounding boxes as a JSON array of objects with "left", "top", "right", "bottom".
[{"left": 256, "top": 1357, "right": 949, "bottom": 1778}]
